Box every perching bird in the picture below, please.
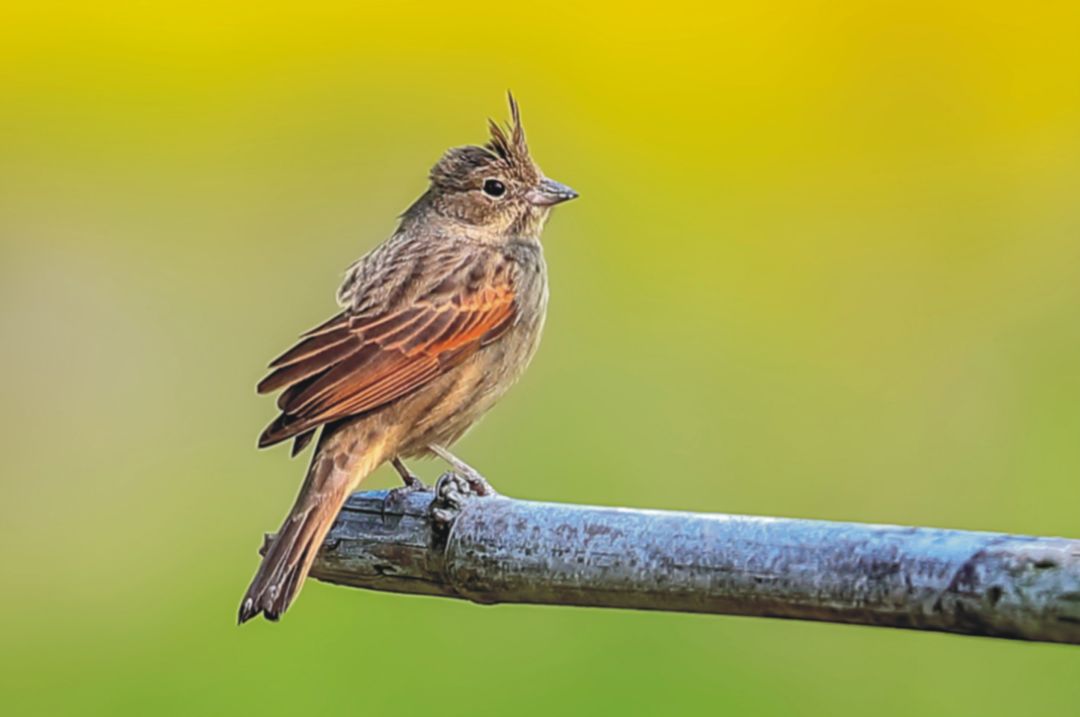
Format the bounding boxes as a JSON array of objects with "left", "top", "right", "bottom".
[{"left": 238, "top": 94, "right": 577, "bottom": 623}]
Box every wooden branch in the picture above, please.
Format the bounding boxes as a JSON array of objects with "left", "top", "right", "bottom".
[{"left": 309, "top": 477, "right": 1080, "bottom": 645}]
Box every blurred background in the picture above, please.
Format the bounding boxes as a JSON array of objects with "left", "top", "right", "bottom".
[{"left": 3, "top": 1, "right": 1080, "bottom": 714}]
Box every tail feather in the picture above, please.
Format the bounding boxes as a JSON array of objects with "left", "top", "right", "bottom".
[
  {"left": 239, "top": 424, "right": 386, "bottom": 624},
  {"left": 238, "top": 486, "right": 348, "bottom": 623}
]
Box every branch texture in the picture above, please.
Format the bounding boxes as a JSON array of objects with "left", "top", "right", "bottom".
[{"left": 309, "top": 481, "right": 1080, "bottom": 645}]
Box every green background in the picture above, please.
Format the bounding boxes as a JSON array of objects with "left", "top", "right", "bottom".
[{"left": 3, "top": 2, "right": 1079, "bottom": 714}]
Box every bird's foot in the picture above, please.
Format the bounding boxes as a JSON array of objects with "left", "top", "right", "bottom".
[
  {"left": 464, "top": 471, "right": 495, "bottom": 497},
  {"left": 390, "top": 457, "right": 428, "bottom": 492},
  {"left": 384, "top": 457, "right": 430, "bottom": 511},
  {"left": 391, "top": 473, "right": 428, "bottom": 494},
  {"left": 450, "top": 467, "right": 497, "bottom": 497},
  {"left": 427, "top": 444, "right": 499, "bottom": 497},
  {"left": 385, "top": 478, "right": 429, "bottom": 513},
  {"left": 430, "top": 470, "right": 497, "bottom": 528}
]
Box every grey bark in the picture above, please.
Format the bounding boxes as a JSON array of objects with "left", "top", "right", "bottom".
[{"left": 308, "top": 477, "right": 1080, "bottom": 645}]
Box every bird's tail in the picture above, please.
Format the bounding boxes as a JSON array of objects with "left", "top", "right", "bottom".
[{"left": 238, "top": 426, "right": 384, "bottom": 623}]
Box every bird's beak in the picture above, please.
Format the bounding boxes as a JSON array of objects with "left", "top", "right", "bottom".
[{"left": 526, "top": 177, "right": 579, "bottom": 207}]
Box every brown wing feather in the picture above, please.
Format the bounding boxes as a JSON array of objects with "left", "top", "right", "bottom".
[
  {"left": 299, "top": 311, "right": 349, "bottom": 338},
  {"left": 269, "top": 328, "right": 357, "bottom": 369},
  {"left": 257, "top": 332, "right": 362, "bottom": 394},
  {"left": 290, "top": 430, "right": 317, "bottom": 457},
  {"left": 257, "top": 265, "right": 517, "bottom": 449}
]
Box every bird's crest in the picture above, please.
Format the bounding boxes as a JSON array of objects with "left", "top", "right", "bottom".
[
  {"left": 429, "top": 92, "right": 540, "bottom": 188},
  {"left": 486, "top": 91, "right": 530, "bottom": 167}
]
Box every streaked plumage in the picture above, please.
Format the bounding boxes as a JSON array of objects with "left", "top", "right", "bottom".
[{"left": 238, "top": 94, "right": 576, "bottom": 623}]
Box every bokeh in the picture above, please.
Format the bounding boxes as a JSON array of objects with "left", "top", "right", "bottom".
[{"left": 3, "top": 2, "right": 1079, "bottom": 715}]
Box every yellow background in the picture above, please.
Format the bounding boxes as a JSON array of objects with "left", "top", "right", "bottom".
[{"left": 3, "top": 2, "right": 1079, "bottom": 714}]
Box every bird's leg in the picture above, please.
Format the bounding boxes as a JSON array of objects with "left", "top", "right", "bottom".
[
  {"left": 391, "top": 457, "right": 426, "bottom": 490},
  {"left": 385, "top": 457, "right": 428, "bottom": 510},
  {"left": 429, "top": 444, "right": 497, "bottom": 496}
]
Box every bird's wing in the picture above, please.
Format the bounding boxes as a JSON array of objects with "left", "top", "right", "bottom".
[{"left": 256, "top": 250, "right": 518, "bottom": 449}]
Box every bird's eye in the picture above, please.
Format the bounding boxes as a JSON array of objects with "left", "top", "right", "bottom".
[{"left": 482, "top": 179, "right": 506, "bottom": 198}]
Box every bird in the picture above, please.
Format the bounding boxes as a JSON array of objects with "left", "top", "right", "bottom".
[{"left": 238, "top": 94, "right": 577, "bottom": 623}]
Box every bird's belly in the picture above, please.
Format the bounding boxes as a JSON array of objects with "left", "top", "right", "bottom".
[{"left": 396, "top": 306, "right": 545, "bottom": 456}]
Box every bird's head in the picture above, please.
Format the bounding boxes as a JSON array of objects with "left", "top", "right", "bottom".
[{"left": 420, "top": 93, "right": 577, "bottom": 238}]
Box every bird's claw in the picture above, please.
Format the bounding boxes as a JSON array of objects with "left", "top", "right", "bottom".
[
  {"left": 459, "top": 470, "right": 496, "bottom": 497},
  {"left": 384, "top": 478, "right": 430, "bottom": 513},
  {"left": 430, "top": 470, "right": 497, "bottom": 527}
]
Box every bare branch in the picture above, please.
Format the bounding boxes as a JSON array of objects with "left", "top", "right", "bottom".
[{"left": 308, "top": 481, "right": 1080, "bottom": 645}]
